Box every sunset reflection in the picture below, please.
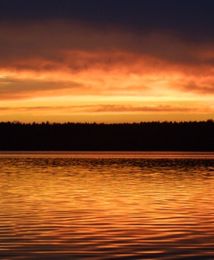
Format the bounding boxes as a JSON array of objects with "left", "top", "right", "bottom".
[{"left": 0, "top": 153, "right": 214, "bottom": 259}]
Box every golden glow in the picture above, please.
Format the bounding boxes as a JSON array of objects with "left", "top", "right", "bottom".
[
  {"left": 1, "top": 153, "right": 214, "bottom": 258},
  {"left": 0, "top": 22, "right": 214, "bottom": 122}
]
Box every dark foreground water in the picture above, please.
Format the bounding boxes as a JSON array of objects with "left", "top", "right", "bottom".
[{"left": 0, "top": 152, "right": 214, "bottom": 259}]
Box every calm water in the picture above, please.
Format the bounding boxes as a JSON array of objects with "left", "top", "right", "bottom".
[{"left": 0, "top": 152, "right": 214, "bottom": 259}]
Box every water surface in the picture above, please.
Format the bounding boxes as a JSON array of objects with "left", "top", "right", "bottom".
[{"left": 0, "top": 152, "right": 214, "bottom": 259}]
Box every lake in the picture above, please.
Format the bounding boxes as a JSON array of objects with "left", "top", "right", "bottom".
[{"left": 0, "top": 152, "right": 214, "bottom": 259}]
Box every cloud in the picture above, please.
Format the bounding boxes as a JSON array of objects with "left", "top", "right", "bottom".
[
  {"left": 0, "top": 1, "right": 213, "bottom": 122},
  {"left": 1, "top": 20, "right": 214, "bottom": 73},
  {"left": 0, "top": 104, "right": 211, "bottom": 114},
  {"left": 173, "top": 78, "right": 214, "bottom": 95},
  {"left": 1, "top": 49, "right": 214, "bottom": 100},
  {"left": 0, "top": 77, "right": 82, "bottom": 99},
  {"left": 91, "top": 104, "right": 212, "bottom": 113},
  {"left": 0, "top": 0, "right": 214, "bottom": 44}
]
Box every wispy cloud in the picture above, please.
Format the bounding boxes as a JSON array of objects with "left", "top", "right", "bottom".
[{"left": 0, "top": 104, "right": 211, "bottom": 114}]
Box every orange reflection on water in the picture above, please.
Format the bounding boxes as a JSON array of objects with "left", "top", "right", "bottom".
[{"left": 0, "top": 152, "right": 214, "bottom": 259}]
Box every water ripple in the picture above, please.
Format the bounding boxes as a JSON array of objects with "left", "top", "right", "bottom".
[{"left": 0, "top": 152, "right": 214, "bottom": 259}]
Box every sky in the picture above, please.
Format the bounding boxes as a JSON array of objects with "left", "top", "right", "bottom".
[{"left": 0, "top": 0, "right": 214, "bottom": 122}]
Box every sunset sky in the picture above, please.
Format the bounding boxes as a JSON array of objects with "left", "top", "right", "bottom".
[{"left": 0, "top": 0, "right": 214, "bottom": 122}]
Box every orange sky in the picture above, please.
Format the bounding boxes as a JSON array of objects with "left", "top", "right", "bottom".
[{"left": 0, "top": 21, "right": 214, "bottom": 122}]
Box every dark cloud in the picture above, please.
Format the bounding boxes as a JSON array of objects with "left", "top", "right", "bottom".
[
  {"left": 0, "top": 77, "right": 82, "bottom": 99},
  {"left": 0, "top": 0, "right": 214, "bottom": 42},
  {"left": 0, "top": 0, "right": 214, "bottom": 71},
  {"left": 0, "top": 21, "right": 213, "bottom": 72},
  {"left": 0, "top": 0, "right": 214, "bottom": 101},
  {"left": 178, "top": 81, "right": 214, "bottom": 95}
]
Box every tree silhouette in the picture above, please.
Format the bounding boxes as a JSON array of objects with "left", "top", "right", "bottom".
[{"left": 0, "top": 120, "right": 213, "bottom": 151}]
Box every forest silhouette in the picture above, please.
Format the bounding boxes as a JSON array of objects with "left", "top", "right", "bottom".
[{"left": 0, "top": 121, "right": 213, "bottom": 151}]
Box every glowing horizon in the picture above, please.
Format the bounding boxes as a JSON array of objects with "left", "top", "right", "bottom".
[{"left": 0, "top": 7, "right": 214, "bottom": 122}]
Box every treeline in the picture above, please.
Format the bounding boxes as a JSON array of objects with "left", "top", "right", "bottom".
[{"left": 0, "top": 121, "right": 214, "bottom": 151}]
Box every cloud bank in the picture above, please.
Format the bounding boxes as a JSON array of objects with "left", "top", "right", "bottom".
[{"left": 0, "top": 1, "right": 213, "bottom": 121}]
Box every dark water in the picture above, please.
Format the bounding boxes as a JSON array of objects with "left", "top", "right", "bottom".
[{"left": 0, "top": 152, "right": 214, "bottom": 259}]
